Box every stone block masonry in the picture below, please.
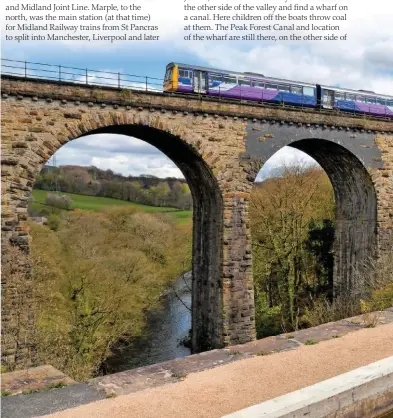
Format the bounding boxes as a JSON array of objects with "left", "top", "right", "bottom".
[{"left": 1, "top": 75, "right": 393, "bottom": 369}]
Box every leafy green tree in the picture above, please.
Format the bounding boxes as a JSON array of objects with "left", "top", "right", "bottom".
[
  {"left": 251, "top": 163, "right": 335, "bottom": 334},
  {"left": 28, "top": 206, "right": 192, "bottom": 381}
]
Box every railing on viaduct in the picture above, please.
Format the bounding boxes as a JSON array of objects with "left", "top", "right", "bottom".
[{"left": 1, "top": 58, "right": 165, "bottom": 92}]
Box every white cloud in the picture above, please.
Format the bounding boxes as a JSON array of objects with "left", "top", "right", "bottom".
[
  {"left": 90, "top": 154, "right": 183, "bottom": 178},
  {"left": 48, "top": 134, "right": 184, "bottom": 178},
  {"left": 256, "top": 147, "right": 317, "bottom": 180}
]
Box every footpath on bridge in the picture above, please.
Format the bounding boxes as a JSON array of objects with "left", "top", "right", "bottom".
[{"left": 33, "top": 310, "right": 393, "bottom": 418}]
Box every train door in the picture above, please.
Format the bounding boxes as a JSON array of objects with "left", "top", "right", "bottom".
[
  {"left": 193, "top": 70, "right": 207, "bottom": 94},
  {"left": 323, "top": 89, "right": 335, "bottom": 109}
]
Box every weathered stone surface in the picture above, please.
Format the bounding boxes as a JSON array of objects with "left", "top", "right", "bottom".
[
  {"left": 1, "top": 365, "right": 75, "bottom": 395},
  {"left": 1, "top": 75, "right": 392, "bottom": 370},
  {"left": 88, "top": 309, "right": 393, "bottom": 397}
]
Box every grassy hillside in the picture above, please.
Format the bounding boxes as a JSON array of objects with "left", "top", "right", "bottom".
[{"left": 31, "top": 190, "right": 192, "bottom": 223}]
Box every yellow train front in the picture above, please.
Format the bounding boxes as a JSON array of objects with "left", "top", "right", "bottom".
[{"left": 163, "top": 62, "right": 207, "bottom": 94}]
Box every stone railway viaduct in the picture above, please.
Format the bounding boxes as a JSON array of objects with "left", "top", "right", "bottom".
[{"left": 1, "top": 75, "right": 393, "bottom": 369}]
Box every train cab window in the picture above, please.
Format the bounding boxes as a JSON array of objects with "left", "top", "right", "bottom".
[
  {"left": 253, "top": 81, "right": 265, "bottom": 89},
  {"left": 265, "top": 83, "right": 277, "bottom": 90},
  {"left": 335, "top": 92, "right": 345, "bottom": 100},
  {"left": 291, "top": 86, "right": 303, "bottom": 95},
  {"left": 223, "top": 76, "right": 237, "bottom": 84},
  {"left": 303, "top": 87, "right": 314, "bottom": 96},
  {"left": 179, "top": 69, "right": 192, "bottom": 78},
  {"left": 346, "top": 94, "right": 356, "bottom": 101},
  {"left": 238, "top": 79, "right": 251, "bottom": 86},
  {"left": 366, "top": 97, "right": 376, "bottom": 104},
  {"left": 165, "top": 68, "right": 173, "bottom": 81},
  {"left": 278, "top": 85, "right": 291, "bottom": 93}
]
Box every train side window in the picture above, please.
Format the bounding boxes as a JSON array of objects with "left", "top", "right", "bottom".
[
  {"left": 278, "top": 84, "right": 291, "bottom": 93},
  {"left": 253, "top": 81, "right": 265, "bottom": 89},
  {"left": 266, "top": 83, "right": 277, "bottom": 90},
  {"left": 179, "top": 69, "right": 191, "bottom": 78},
  {"left": 291, "top": 86, "right": 302, "bottom": 95},
  {"left": 209, "top": 74, "right": 222, "bottom": 84},
  {"left": 335, "top": 92, "right": 345, "bottom": 100},
  {"left": 388, "top": 101, "right": 393, "bottom": 106},
  {"left": 376, "top": 98, "right": 385, "bottom": 105},
  {"left": 223, "top": 76, "right": 237, "bottom": 84},
  {"left": 366, "top": 97, "right": 376, "bottom": 104},
  {"left": 238, "top": 79, "right": 251, "bottom": 86},
  {"left": 346, "top": 94, "right": 356, "bottom": 101},
  {"left": 357, "top": 96, "right": 366, "bottom": 103},
  {"left": 303, "top": 87, "right": 314, "bottom": 96}
]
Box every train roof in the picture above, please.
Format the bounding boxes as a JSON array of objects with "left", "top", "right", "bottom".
[
  {"left": 167, "top": 62, "right": 315, "bottom": 87},
  {"left": 319, "top": 84, "right": 393, "bottom": 100}
]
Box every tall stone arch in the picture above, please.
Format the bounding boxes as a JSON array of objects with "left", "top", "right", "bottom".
[
  {"left": 1, "top": 102, "right": 257, "bottom": 368},
  {"left": 78, "top": 123, "right": 226, "bottom": 352},
  {"left": 290, "top": 139, "right": 377, "bottom": 297},
  {"left": 245, "top": 123, "right": 381, "bottom": 297}
]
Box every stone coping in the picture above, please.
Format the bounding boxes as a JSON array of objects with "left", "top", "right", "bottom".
[
  {"left": 221, "top": 356, "right": 393, "bottom": 418},
  {"left": 2, "top": 75, "right": 393, "bottom": 133},
  {"left": 88, "top": 308, "right": 393, "bottom": 396},
  {"left": 1, "top": 365, "right": 75, "bottom": 396}
]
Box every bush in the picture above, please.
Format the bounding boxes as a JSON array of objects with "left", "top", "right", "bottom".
[
  {"left": 45, "top": 193, "right": 72, "bottom": 211},
  {"left": 46, "top": 214, "right": 61, "bottom": 231},
  {"left": 360, "top": 254, "right": 393, "bottom": 312},
  {"left": 302, "top": 253, "right": 393, "bottom": 328},
  {"left": 361, "top": 285, "right": 393, "bottom": 312},
  {"left": 254, "top": 290, "right": 282, "bottom": 338},
  {"left": 301, "top": 295, "right": 360, "bottom": 328}
]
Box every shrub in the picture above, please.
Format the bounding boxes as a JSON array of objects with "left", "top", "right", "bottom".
[
  {"left": 46, "top": 214, "right": 61, "bottom": 231},
  {"left": 45, "top": 193, "right": 72, "bottom": 211},
  {"left": 254, "top": 290, "right": 282, "bottom": 338}
]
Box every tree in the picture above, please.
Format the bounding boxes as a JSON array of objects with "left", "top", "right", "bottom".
[
  {"left": 251, "top": 162, "right": 335, "bottom": 334},
  {"left": 28, "top": 206, "right": 192, "bottom": 381}
]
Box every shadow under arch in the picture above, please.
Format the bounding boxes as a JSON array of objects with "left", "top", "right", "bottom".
[
  {"left": 288, "top": 138, "right": 378, "bottom": 297},
  {"left": 68, "top": 124, "right": 224, "bottom": 353}
]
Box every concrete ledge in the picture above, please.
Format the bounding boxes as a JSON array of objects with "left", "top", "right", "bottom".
[{"left": 222, "top": 356, "right": 393, "bottom": 418}]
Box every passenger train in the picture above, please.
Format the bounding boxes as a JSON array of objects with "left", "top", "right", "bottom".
[{"left": 163, "top": 62, "right": 393, "bottom": 118}]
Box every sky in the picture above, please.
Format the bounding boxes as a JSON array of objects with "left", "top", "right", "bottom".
[{"left": 2, "top": 0, "right": 393, "bottom": 180}]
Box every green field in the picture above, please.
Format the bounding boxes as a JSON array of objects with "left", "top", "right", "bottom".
[{"left": 30, "top": 190, "right": 192, "bottom": 222}]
